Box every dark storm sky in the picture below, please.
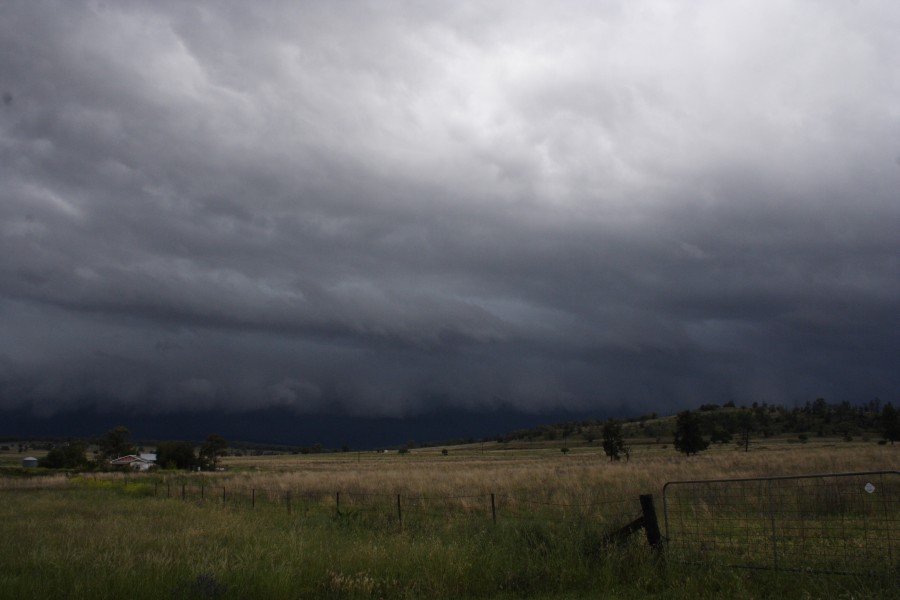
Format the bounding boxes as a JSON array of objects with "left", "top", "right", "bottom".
[{"left": 1, "top": 1, "right": 898, "bottom": 419}]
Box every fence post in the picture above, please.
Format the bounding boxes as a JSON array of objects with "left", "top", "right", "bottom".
[
  {"left": 223, "top": 486, "right": 226, "bottom": 504},
  {"left": 252, "top": 489, "right": 255, "bottom": 509},
  {"left": 767, "top": 479, "right": 778, "bottom": 570},
  {"left": 639, "top": 494, "right": 663, "bottom": 550},
  {"left": 201, "top": 484, "right": 204, "bottom": 500},
  {"left": 491, "top": 493, "right": 497, "bottom": 524},
  {"left": 397, "top": 494, "right": 402, "bottom": 530},
  {"left": 336, "top": 492, "right": 341, "bottom": 517}
]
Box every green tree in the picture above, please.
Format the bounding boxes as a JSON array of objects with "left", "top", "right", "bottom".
[
  {"left": 96, "top": 426, "right": 135, "bottom": 461},
  {"left": 601, "top": 420, "right": 627, "bottom": 461},
  {"left": 199, "top": 434, "right": 228, "bottom": 470},
  {"left": 882, "top": 403, "right": 899, "bottom": 445},
  {"left": 674, "top": 410, "right": 709, "bottom": 456},
  {"left": 39, "top": 440, "right": 90, "bottom": 469},
  {"left": 156, "top": 441, "right": 198, "bottom": 470}
]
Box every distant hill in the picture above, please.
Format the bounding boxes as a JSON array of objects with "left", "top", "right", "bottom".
[
  {"left": 491, "top": 398, "right": 892, "bottom": 449},
  {"left": 1, "top": 398, "right": 893, "bottom": 454}
]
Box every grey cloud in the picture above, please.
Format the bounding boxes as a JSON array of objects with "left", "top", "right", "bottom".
[{"left": 1, "top": 1, "right": 897, "bottom": 418}]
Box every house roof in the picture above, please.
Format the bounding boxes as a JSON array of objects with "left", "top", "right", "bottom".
[{"left": 110, "top": 454, "right": 152, "bottom": 464}]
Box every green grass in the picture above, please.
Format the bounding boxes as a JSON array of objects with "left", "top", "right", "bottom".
[{"left": 0, "top": 483, "right": 896, "bottom": 599}]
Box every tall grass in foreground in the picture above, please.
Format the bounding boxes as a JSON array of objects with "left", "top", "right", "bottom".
[
  {"left": 0, "top": 485, "right": 894, "bottom": 600},
  {"left": 1, "top": 443, "right": 896, "bottom": 599}
]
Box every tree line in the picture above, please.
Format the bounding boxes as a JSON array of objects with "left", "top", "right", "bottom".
[
  {"left": 38, "top": 426, "right": 229, "bottom": 471},
  {"left": 499, "top": 398, "right": 899, "bottom": 459}
]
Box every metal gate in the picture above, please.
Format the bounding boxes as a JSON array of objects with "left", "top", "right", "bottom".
[{"left": 662, "top": 471, "right": 900, "bottom": 574}]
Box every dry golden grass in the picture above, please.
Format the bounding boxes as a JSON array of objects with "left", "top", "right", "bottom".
[
  {"left": 3, "top": 439, "right": 894, "bottom": 505},
  {"left": 0, "top": 472, "right": 71, "bottom": 489},
  {"left": 1, "top": 440, "right": 896, "bottom": 599},
  {"left": 206, "top": 441, "right": 897, "bottom": 504}
]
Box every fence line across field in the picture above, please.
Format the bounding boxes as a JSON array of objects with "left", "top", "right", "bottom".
[
  {"left": 149, "top": 469, "right": 900, "bottom": 573},
  {"left": 151, "top": 480, "right": 639, "bottom": 527},
  {"left": 8, "top": 468, "right": 897, "bottom": 575}
]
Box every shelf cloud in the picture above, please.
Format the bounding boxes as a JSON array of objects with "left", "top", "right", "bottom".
[{"left": 1, "top": 1, "right": 898, "bottom": 419}]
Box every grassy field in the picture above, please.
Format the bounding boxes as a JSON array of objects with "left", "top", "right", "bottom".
[{"left": 1, "top": 441, "right": 897, "bottom": 599}]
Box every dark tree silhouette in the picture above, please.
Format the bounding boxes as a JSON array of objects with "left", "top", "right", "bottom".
[
  {"left": 674, "top": 410, "right": 709, "bottom": 456},
  {"left": 601, "top": 420, "right": 627, "bottom": 461},
  {"left": 156, "top": 441, "right": 198, "bottom": 470},
  {"left": 736, "top": 410, "right": 754, "bottom": 452},
  {"left": 40, "top": 440, "right": 90, "bottom": 469},
  {"left": 199, "top": 434, "right": 228, "bottom": 470},
  {"left": 96, "top": 426, "right": 135, "bottom": 461}
]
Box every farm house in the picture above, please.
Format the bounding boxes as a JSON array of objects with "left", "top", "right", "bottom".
[{"left": 109, "top": 454, "right": 157, "bottom": 471}]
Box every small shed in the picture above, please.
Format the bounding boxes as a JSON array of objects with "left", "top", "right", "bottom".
[{"left": 22, "top": 456, "right": 39, "bottom": 468}]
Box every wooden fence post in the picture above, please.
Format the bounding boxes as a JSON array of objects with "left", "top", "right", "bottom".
[
  {"left": 251, "top": 488, "right": 255, "bottom": 509},
  {"left": 491, "top": 493, "right": 496, "bottom": 524},
  {"left": 639, "top": 494, "right": 663, "bottom": 550},
  {"left": 603, "top": 494, "right": 664, "bottom": 549},
  {"left": 336, "top": 492, "right": 341, "bottom": 517},
  {"left": 397, "top": 494, "right": 402, "bottom": 530}
]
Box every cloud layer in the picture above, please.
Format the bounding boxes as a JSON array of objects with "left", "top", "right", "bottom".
[{"left": 2, "top": 1, "right": 898, "bottom": 417}]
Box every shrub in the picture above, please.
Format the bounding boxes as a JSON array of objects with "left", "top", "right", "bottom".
[
  {"left": 122, "top": 483, "right": 155, "bottom": 497},
  {"left": 39, "top": 441, "right": 90, "bottom": 469}
]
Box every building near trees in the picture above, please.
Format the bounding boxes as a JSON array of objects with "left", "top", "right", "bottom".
[{"left": 109, "top": 453, "right": 157, "bottom": 471}]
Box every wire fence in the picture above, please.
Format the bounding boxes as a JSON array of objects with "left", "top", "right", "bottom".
[
  {"left": 663, "top": 471, "right": 900, "bottom": 574},
  {"left": 8, "top": 468, "right": 895, "bottom": 575},
  {"left": 150, "top": 480, "right": 641, "bottom": 532}
]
